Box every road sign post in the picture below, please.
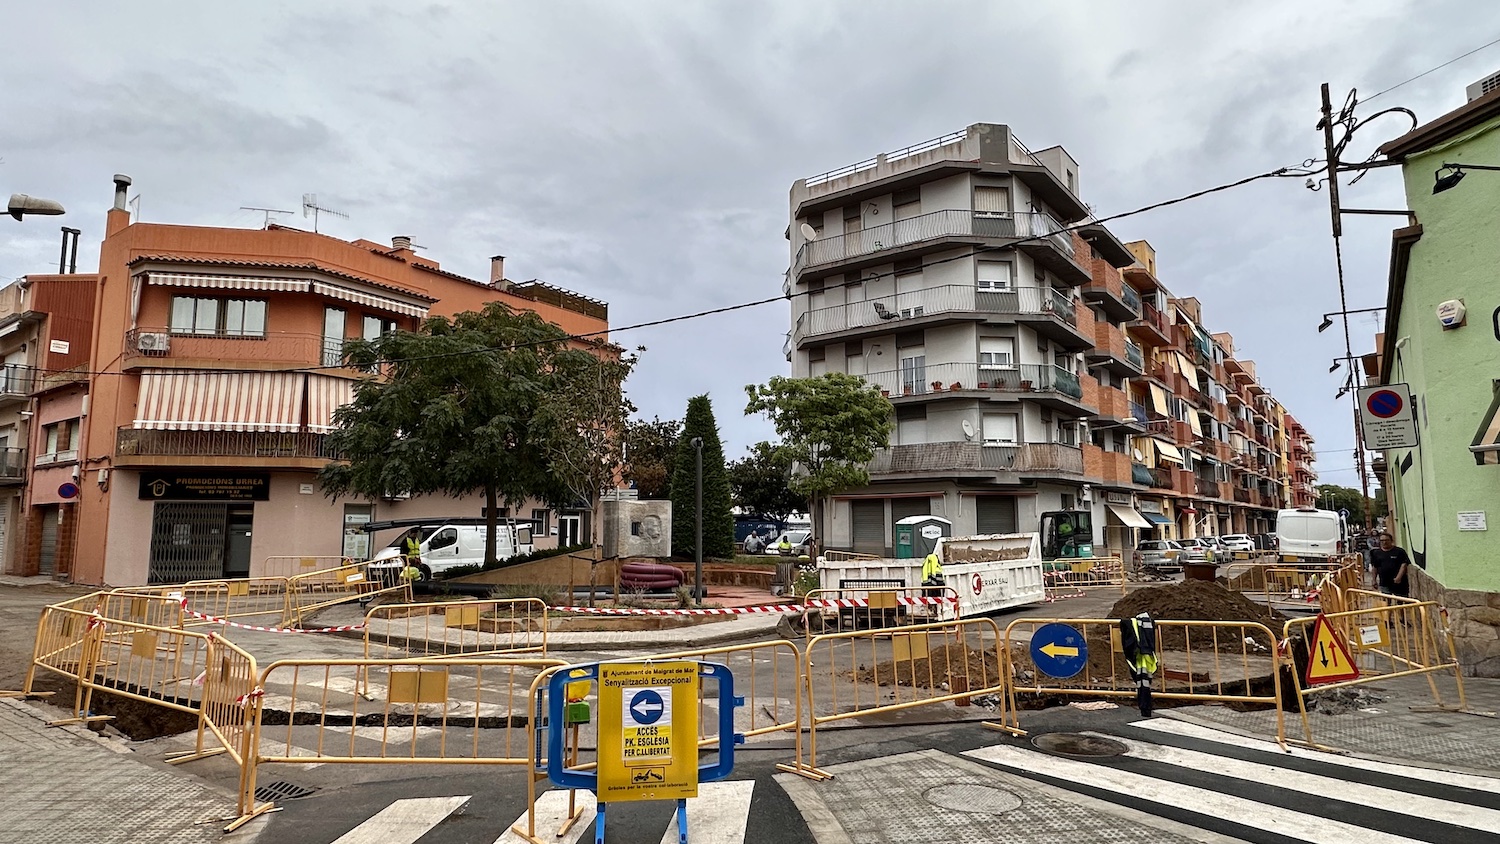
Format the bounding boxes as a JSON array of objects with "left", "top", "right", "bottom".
[
  {"left": 1030, "top": 622, "right": 1088, "bottom": 679},
  {"left": 544, "top": 660, "right": 742, "bottom": 844}
]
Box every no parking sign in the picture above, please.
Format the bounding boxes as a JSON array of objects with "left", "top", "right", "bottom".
[{"left": 1357, "top": 385, "right": 1418, "bottom": 449}]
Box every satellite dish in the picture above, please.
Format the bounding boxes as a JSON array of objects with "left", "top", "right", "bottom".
[
  {"left": 961, "top": 419, "right": 976, "bottom": 440},
  {"left": 1132, "top": 448, "right": 1144, "bottom": 461},
  {"left": 799, "top": 222, "right": 818, "bottom": 241}
]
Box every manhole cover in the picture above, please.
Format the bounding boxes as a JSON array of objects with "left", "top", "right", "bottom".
[
  {"left": 1031, "top": 733, "right": 1128, "bottom": 758},
  {"left": 923, "top": 783, "right": 1022, "bottom": 814},
  {"left": 254, "top": 781, "right": 318, "bottom": 801}
]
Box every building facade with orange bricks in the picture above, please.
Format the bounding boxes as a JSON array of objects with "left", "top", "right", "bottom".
[
  {"left": 784, "top": 123, "right": 1315, "bottom": 558},
  {"left": 46, "top": 176, "right": 609, "bottom": 586}
]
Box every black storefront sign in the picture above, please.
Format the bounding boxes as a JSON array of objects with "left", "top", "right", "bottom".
[{"left": 138, "top": 471, "right": 271, "bottom": 501}]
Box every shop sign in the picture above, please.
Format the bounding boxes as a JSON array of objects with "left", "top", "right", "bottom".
[{"left": 139, "top": 471, "right": 271, "bottom": 501}]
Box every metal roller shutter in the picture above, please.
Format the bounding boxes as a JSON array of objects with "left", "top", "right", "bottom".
[
  {"left": 890, "top": 497, "right": 931, "bottom": 524},
  {"left": 850, "top": 500, "right": 886, "bottom": 555},
  {"left": 975, "top": 496, "right": 1018, "bottom": 535}
]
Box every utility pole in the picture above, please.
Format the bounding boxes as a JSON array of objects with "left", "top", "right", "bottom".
[
  {"left": 1318, "top": 83, "right": 1375, "bottom": 531},
  {"left": 692, "top": 436, "right": 704, "bottom": 604}
]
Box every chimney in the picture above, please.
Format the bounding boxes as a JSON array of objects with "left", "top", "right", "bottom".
[
  {"left": 106, "top": 174, "right": 133, "bottom": 236},
  {"left": 391, "top": 235, "right": 413, "bottom": 251},
  {"left": 489, "top": 255, "right": 509, "bottom": 290}
]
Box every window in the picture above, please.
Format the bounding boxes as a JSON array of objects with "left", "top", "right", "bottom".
[
  {"left": 430, "top": 528, "right": 457, "bottom": 549},
  {"left": 322, "top": 307, "right": 347, "bottom": 367},
  {"left": 899, "top": 347, "right": 926, "bottom": 394},
  {"left": 974, "top": 186, "right": 1011, "bottom": 216},
  {"left": 169, "top": 297, "right": 266, "bottom": 337},
  {"left": 1056, "top": 419, "right": 1078, "bottom": 446},
  {"left": 531, "top": 509, "right": 550, "bottom": 536},
  {"left": 979, "top": 337, "right": 1016, "bottom": 369},
  {"left": 982, "top": 413, "right": 1019, "bottom": 445},
  {"left": 39, "top": 419, "right": 77, "bottom": 463},
  {"left": 977, "top": 261, "right": 1013, "bottom": 291},
  {"left": 362, "top": 315, "right": 398, "bottom": 341},
  {"left": 893, "top": 187, "right": 921, "bottom": 221}
]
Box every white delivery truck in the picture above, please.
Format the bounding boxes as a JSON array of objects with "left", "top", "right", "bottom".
[
  {"left": 1274, "top": 508, "right": 1346, "bottom": 560},
  {"left": 817, "top": 533, "right": 1047, "bottom": 619},
  {"left": 366, "top": 518, "right": 536, "bottom": 580}
]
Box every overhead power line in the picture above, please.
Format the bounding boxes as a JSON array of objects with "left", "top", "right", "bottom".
[{"left": 1362, "top": 34, "right": 1500, "bottom": 103}]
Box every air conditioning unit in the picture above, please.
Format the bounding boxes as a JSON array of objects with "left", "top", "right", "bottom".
[{"left": 135, "top": 332, "right": 170, "bottom": 354}]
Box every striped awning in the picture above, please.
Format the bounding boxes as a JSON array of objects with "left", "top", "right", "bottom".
[
  {"left": 1155, "top": 441, "right": 1185, "bottom": 465},
  {"left": 146, "top": 273, "right": 309, "bottom": 293},
  {"left": 1470, "top": 387, "right": 1500, "bottom": 466},
  {"left": 134, "top": 370, "right": 305, "bottom": 432},
  {"left": 312, "top": 281, "right": 428, "bottom": 318},
  {"left": 307, "top": 375, "right": 359, "bottom": 433}
]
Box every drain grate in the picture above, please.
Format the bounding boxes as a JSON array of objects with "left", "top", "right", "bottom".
[
  {"left": 255, "top": 781, "right": 318, "bottom": 801},
  {"left": 1031, "top": 733, "right": 1128, "bottom": 758}
]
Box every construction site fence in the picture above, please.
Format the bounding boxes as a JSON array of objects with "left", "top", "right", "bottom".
[
  {"left": 799, "top": 585, "right": 960, "bottom": 635},
  {"left": 992, "top": 616, "right": 1285, "bottom": 739},
  {"left": 785, "top": 616, "right": 1008, "bottom": 780},
  {"left": 363, "top": 598, "right": 549, "bottom": 661},
  {"left": 260, "top": 555, "right": 354, "bottom": 579},
  {"left": 1043, "top": 556, "right": 1127, "bottom": 600},
  {"left": 1279, "top": 593, "right": 1467, "bottom": 750},
  {"left": 286, "top": 562, "right": 410, "bottom": 624}
]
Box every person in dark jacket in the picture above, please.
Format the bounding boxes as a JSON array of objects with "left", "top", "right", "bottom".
[{"left": 1369, "top": 532, "right": 1411, "bottom": 597}]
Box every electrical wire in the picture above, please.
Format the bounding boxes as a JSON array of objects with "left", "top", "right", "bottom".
[
  {"left": 46, "top": 163, "right": 1298, "bottom": 382},
  {"left": 1362, "top": 34, "right": 1500, "bottom": 103}
]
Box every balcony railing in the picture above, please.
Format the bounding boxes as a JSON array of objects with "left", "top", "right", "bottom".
[
  {"left": 869, "top": 441, "right": 1081, "bottom": 476},
  {"left": 793, "top": 210, "right": 1073, "bottom": 275},
  {"left": 0, "top": 447, "right": 26, "bottom": 483},
  {"left": 1133, "top": 303, "right": 1170, "bottom": 337},
  {"left": 1148, "top": 468, "right": 1176, "bottom": 490},
  {"left": 1132, "top": 462, "right": 1154, "bottom": 485},
  {"left": 1125, "top": 340, "right": 1144, "bottom": 369},
  {"left": 1121, "top": 285, "right": 1142, "bottom": 315},
  {"left": 796, "top": 284, "right": 1078, "bottom": 342},
  {"left": 126, "top": 327, "right": 357, "bottom": 368},
  {"left": 116, "top": 428, "right": 340, "bottom": 461},
  {"left": 0, "top": 364, "right": 34, "bottom": 399},
  {"left": 1129, "top": 400, "right": 1150, "bottom": 423},
  {"left": 859, "top": 362, "right": 1086, "bottom": 402}
]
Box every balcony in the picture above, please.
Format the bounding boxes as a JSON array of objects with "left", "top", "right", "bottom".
[
  {"left": 1092, "top": 386, "right": 1135, "bottom": 423},
  {"left": 1087, "top": 446, "right": 1143, "bottom": 488},
  {"left": 1129, "top": 400, "right": 1150, "bottom": 424},
  {"left": 1147, "top": 467, "right": 1177, "bottom": 491},
  {"left": 1195, "top": 477, "right": 1224, "bottom": 499},
  {"left": 1146, "top": 418, "right": 1193, "bottom": 447},
  {"left": 868, "top": 441, "right": 1082, "bottom": 479},
  {"left": 115, "top": 428, "right": 340, "bottom": 469},
  {"left": 793, "top": 284, "right": 1088, "bottom": 348},
  {"left": 1087, "top": 322, "right": 1145, "bottom": 376},
  {"left": 1132, "top": 462, "right": 1154, "bottom": 485},
  {"left": 1234, "top": 487, "right": 1252, "bottom": 504},
  {"left": 861, "top": 362, "right": 1094, "bottom": 414},
  {"left": 1127, "top": 303, "right": 1172, "bottom": 345},
  {"left": 0, "top": 365, "right": 33, "bottom": 406},
  {"left": 1080, "top": 268, "right": 1139, "bottom": 322},
  {"left": 791, "top": 209, "right": 1086, "bottom": 283},
  {"left": 0, "top": 447, "right": 25, "bottom": 485},
  {"left": 1125, "top": 340, "right": 1144, "bottom": 370},
  {"left": 124, "top": 328, "right": 350, "bottom": 371}
]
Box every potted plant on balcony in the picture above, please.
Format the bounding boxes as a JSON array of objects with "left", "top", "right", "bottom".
[
  {"left": 1019, "top": 380, "right": 1033, "bottom": 391},
  {"left": 977, "top": 381, "right": 990, "bottom": 390},
  {"left": 949, "top": 382, "right": 962, "bottom": 391},
  {"left": 931, "top": 380, "right": 944, "bottom": 392}
]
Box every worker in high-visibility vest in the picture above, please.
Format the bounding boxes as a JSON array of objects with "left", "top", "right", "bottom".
[
  {"left": 1120, "top": 612, "right": 1158, "bottom": 717},
  {"left": 921, "top": 551, "right": 945, "bottom": 590}
]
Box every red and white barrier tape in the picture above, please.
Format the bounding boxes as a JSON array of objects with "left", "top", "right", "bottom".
[
  {"left": 182, "top": 607, "right": 366, "bottom": 634},
  {"left": 234, "top": 688, "right": 265, "bottom": 707},
  {"left": 552, "top": 595, "right": 957, "bottom": 616}
]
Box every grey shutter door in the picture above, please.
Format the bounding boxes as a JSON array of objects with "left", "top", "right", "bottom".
[
  {"left": 890, "top": 497, "right": 931, "bottom": 524},
  {"left": 975, "top": 496, "right": 1018, "bottom": 535},
  {"left": 38, "top": 508, "right": 59, "bottom": 575},
  {"left": 850, "top": 500, "right": 886, "bottom": 555}
]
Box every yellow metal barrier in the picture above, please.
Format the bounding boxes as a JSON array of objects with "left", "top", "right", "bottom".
[
  {"left": 286, "top": 562, "right": 409, "bottom": 624},
  {"left": 13, "top": 600, "right": 104, "bottom": 705},
  {"left": 96, "top": 590, "right": 190, "bottom": 629},
  {"left": 1280, "top": 595, "right": 1468, "bottom": 750},
  {"left": 168, "top": 635, "right": 274, "bottom": 828},
  {"left": 513, "top": 664, "right": 593, "bottom": 844},
  {"left": 991, "top": 617, "right": 1285, "bottom": 739},
  {"left": 108, "top": 577, "right": 296, "bottom": 629},
  {"left": 821, "top": 550, "right": 882, "bottom": 563},
  {"left": 1044, "top": 556, "right": 1127, "bottom": 599},
  {"left": 787, "top": 617, "right": 1006, "bottom": 779},
  {"left": 649, "top": 639, "right": 804, "bottom": 746},
  {"left": 801, "top": 585, "right": 959, "bottom": 635},
  {"left": 261, "top": 555, "right": 352, "bottom": 579},
  {"left": 363, "top": 599, "right": 549, "bottom": 660},
  {"left": 67, "top": 615, "right": 214, "bottom": 725}
]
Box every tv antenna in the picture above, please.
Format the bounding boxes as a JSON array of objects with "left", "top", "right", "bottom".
[
  {"left": 301, "top": 193, "right": 348, "bottom": 232},
  {"left": 240, "top": 206, "right": 293, "bottom": 228}
]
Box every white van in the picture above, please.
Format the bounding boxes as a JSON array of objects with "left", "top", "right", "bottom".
[
  {"left": 1275, "top": 508, "right": 1345, "bottom": 559},
  {"left": 368, "top": 521, "right": 535, "bottom": 579}
]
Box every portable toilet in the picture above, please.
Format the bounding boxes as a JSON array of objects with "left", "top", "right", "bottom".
[{"left": 894, "top": 515, "right": 952, "bottom": 559}]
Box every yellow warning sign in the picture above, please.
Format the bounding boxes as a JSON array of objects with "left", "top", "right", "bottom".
[
  {"left": 1304, "top": 613, "right": 1360, "bottom": 686},
  {"left": 597, "top": 661, "right": 698, "bottom": 802}
]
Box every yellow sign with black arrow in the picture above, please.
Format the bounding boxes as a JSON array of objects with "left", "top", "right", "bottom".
[{"left": 1304, "top": 613, "right": 1360, "bottom": 686}]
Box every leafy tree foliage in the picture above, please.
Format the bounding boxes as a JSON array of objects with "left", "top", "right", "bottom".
[
  {"left": 744, "top": 374, "right": 892, "bottom": 554},
  {"left": 319, "top": 302, "right": 634, "bottom": 566},
  {"left": 1314, "top": 483, "right": 1379, "bottom": 527},
  {"left": 669, "top": 395, "right": 735, "bottom": 559},
  {"left": 623, "top": 416, "right": 682, "bottom": 499},
  {"left": 728, "top": 441, "right": 806, "bottom": 523}
]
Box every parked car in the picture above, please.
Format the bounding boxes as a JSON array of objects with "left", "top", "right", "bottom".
[
  {"left": 1133, "top": 539, "right": 1186, "bottom": 571},
  {"left": 763, "top": 528, "right": 812, "bottom": 556},
  {"left": 1176, "top": 537, "right": 1217, "bottom": 562},
  {"left": 1276, "top": 507, "right": 1346, "bottom": 558},
  {"left": 1220, "top": 534, "right": 1257, "bottom": 552}
]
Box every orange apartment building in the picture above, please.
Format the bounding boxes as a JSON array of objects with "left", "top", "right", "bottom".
[
  {"left": 61, "top": 175, "right": 609, "bottom": 586},
  {"left": 1285, "top": 414, "right": 1318, "bottom": 508}
]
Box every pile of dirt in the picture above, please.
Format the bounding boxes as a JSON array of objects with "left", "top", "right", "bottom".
[
  {"left": 1107, "top": 579, "right": 1285, "bottom": 651},
  {"left": 852, "top": 644, "right": 1002, "bottom": 690}
]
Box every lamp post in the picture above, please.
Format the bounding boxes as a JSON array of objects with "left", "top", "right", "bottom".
[
  {"left": 691, "top": 436, "right": 704, "bottom": 604},
  {"left": 6, "top": 193, "right": 66, "bottom": 221},
  {"left": 1432, "top": 162, "right": 1500, "bottom": 194}
]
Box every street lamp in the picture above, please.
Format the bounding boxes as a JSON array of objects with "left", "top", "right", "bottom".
[
  {"left": 7, "top": 193, "right": 66, "bottom": 221},
  {"left": 1318, "top": 306, "right": 1385, "bottom": 333},
  {"left": 1432, "top": 162, "right": 1500, "bottom": 194}
]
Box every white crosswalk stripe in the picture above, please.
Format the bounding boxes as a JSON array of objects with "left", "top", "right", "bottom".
[
  {"left": 658, "top": 781, "right": 755, "bottom": 844},
  {"left": 329, "top": 795, "right": 470, "bottom": 844},
  {"left": 493, "top": 788, "right": 597, "bottom": 844},
  {"left": 964, "top": 744, "right": 1421, "bottom": 844}
]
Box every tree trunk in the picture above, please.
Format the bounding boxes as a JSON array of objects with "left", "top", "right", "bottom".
[
  {"left": 588, "top": 493, "right": 601, "bottom": 609},
  {"left": 484, "top": 486, "right": 499, "bottom": 568}
]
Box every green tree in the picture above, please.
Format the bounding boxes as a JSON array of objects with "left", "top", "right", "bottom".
[
  {"left": 623, "top": 416, "right": 682, "bottom": 499},
  {"left": 669, "top": 395, "right": 735, "bottom": 560},
  {"left": 728, "top": 441, "right": 806, "bottom": 523},
  {"left": 320, "top": 302, "right": 633, "bottom": 567},
  {"left": 1314, "top": 484, "right": 1377, "bottom": 526},
  {"left": 744, "top": 374, "right": 892, "bottom": 556}
]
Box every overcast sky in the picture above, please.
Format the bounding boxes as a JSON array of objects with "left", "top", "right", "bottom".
[{"left": 2, "top": 1, "right": 1494, "bottom": 488}]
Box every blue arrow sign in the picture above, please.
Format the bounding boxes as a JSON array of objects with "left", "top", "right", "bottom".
[
  {"left": 628, "top": 689, "right": 665, "bottom": 725},
  {"left": 1030, "top": 622, "right": 1088, "bottom": 679}
]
